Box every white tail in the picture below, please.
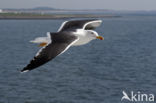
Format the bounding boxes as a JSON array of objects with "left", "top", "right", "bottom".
[{"left": 30, "top": 32, "right": 51, "bottom": 44}]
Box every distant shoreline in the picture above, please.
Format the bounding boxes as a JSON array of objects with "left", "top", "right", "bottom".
[{"left": 0, "top": 13, "right": 121, "bottom": 20}]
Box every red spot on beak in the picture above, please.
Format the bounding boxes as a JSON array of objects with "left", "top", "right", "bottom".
[{"left": 96, "top": 36, "right": 104, "bottom": 40}]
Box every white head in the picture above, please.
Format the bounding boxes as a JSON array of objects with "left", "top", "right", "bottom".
[{"left": 85, "top": 30, "right": 104, "bottom": 40}]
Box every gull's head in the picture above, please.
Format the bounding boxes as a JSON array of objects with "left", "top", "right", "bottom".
[{"left": 86, "top": 30, "right": 104, "bottom": 40}]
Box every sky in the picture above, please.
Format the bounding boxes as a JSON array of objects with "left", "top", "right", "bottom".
[{"left": 0, "top": 0, "right": 156, "bottom": 10}]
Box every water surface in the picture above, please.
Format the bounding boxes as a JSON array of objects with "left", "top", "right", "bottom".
[{"left": 0, "top": 16, "right": 156, "bottom": 103}]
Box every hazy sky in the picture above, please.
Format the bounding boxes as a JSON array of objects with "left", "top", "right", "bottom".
[{"left": 0, "top": 0, "right": 156, "bottom": 10}]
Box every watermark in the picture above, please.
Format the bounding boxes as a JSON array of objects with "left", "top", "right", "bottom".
[{"left": 121, "top": 91, "right": 155, "bottom": 102}]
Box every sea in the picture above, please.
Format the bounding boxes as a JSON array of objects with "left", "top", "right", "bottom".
[{"left": 0, "top": 14, "right": 156, "bottom": 103}]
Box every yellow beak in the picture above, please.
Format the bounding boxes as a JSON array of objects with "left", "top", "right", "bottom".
[{"left": 96, "top": 36, "right": 104, "bottom": 40}]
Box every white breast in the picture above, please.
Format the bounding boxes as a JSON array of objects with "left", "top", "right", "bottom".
[{"left": 72, "top": 37, "right": 92, "bottom": 46}]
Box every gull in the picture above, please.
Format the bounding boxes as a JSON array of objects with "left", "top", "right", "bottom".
[{"left": 21, "top": 19, "right": 104, "bottom": 72}]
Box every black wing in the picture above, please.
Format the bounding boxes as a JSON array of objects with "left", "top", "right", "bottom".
[
  {"left": 21, "top": 32, "right": 78, "bottom": 72},
  {"left": 58, "top": 19, "right": 102, "bottom": 32}
]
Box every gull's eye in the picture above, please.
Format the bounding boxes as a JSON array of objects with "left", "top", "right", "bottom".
[{"left": 91, "top": 32, "right": 94, "bottom": 34}]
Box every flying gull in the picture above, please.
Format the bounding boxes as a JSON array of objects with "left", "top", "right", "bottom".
[{"left": 21, "top": 19, "right": 104, "bottom": 72}]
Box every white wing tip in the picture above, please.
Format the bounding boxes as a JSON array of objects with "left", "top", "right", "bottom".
[
  {"left": 98, "top": 20, "right": 102, "bottom": 22},
  {"left": 21, "top": 70, "right": 29, "bottom": 73},
  {"left": 94, "top": 19, "right": 102, "bottom": 23}
]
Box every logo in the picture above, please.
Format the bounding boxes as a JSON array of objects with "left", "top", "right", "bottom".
[{"left": 121, "top": 91, "right": 155, "bottom": 102}]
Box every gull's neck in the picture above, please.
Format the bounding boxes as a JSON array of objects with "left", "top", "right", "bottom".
[{"left": 73, "top": 29, "right": 85, "bottom": 36}]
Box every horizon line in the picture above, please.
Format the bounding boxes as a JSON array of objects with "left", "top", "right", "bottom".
[{"left": 0, "top": 7, "right": 156, "bottom": 11}]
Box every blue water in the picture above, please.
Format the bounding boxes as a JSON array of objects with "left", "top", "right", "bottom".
[{"left": 0, "top": 16, "right": 156, "bottom": 103}]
